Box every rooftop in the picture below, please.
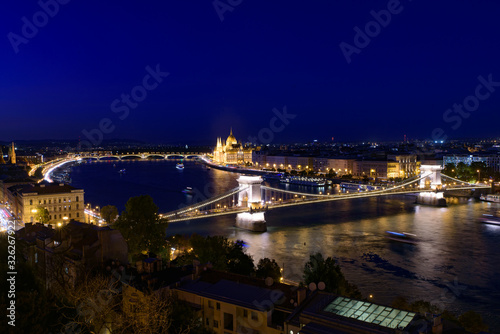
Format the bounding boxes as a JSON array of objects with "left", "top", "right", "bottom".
[{"left": 17, "top": 182, "right": 83, "bottom": 195}]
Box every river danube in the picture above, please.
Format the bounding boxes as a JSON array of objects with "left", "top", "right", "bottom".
[{"left": 69, "top": 159, "right": 500, "bottom": 329}]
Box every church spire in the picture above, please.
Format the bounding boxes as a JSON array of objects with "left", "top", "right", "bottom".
[
  {"left": 10, "top": 142, "right": 16, "bottom": 164},
  {"left": 230, "top": 127, "right": 233, "bottom": 136}
]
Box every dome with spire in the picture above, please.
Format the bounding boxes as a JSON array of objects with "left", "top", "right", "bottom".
[{"left": 226, "top": 128, "right": 237, "bottom": 146}]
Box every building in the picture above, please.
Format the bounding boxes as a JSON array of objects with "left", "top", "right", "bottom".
[
  {"left": 353, "top": 155, "right": 420, "bottom": 180},
  {"left": 8, "top": 182, "right": 84, "bottom": 226},
  {"left": 16, "top": 221, "right": 128, "bottom": 290},
  {"left": 213, "top": 129, "right": 253, "bottom": 165},
  {"left": 443, "top": 154, "right": 500, "bottom": 172},
  {"left": 325, "top": 158, "right": 355, "bottom": 176},
  {"left": 387, "top": 154, "right": 419, "bottom": 178},
  {"left": 285, "top": 291, "right": 422, "bottom": 334},
  {"left": 175, "top": 270, "right": 307, "bottom": 334}
]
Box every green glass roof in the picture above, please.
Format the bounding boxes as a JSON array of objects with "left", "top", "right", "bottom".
[{"left": 323, "top": 297, "right": 416, "bottom": 330}]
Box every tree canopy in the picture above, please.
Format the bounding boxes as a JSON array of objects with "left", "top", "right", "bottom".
[
  {"left": 255, "top": 258, "right": 281, "bottom": 282},
  {"left": 113, "top": 195, "right": 168, "bottom": 257},
  {"left": 35, "top": 206, "right": 50, "bottom": 224},
  {"left": 101, "top": 205, "right": 119, "bottom": 224},
  {"left": 303, "top": 252, "right": 362, "bottom": 299},
  {"left": 177, "top": 235, "right": 255, "bottom": 276}
]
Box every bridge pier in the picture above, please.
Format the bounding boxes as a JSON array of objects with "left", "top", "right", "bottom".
[
  {"left": 415, "top": 192, "right": 447, "bottom": 207},
  {"left": 236, "top": 176, "right": 267, "bottom": 232},
  {"left": 417, "top": 165, "right": 447, "bottom": 206}
]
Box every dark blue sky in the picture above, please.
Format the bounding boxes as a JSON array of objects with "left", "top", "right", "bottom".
[{"left": 2, "top": 0, "right": 500, "bottom": 145}]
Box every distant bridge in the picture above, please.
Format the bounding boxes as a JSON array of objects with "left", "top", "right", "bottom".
[{"left": 71, "top": 152, "right": 206, "bottom": 160}]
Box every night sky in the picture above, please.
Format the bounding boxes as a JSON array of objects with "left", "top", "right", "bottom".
[{"left": 2, "top": 1, "right": 500, "bottom": 145}]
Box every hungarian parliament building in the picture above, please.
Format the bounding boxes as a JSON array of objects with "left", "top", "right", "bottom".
[{"left": 213, "top": 129, "right": 253, "bottom": 165}]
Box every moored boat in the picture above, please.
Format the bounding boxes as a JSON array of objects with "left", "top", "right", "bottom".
[
  {"left": 480, "top": 194, "right": 500, "bottom": 203},
  {"left": 176, "top": 163, "right": 184, "bottom": 170}
]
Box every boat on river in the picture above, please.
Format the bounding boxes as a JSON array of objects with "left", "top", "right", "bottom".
[
  {"left": 385, "top": 231, "right": 418, "bottom": 244},
  {"left": 176, "top": 163, "right": 184, "bottom": 170},
  {"left": 480, "top": 194, "right": 500, "bottom": 203},
  {"left": 479, "top": 214, "right": 500, "bottom": 226}
]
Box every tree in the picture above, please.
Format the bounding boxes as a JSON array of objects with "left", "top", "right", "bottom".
[
  {"left": 35, "top": 206, "right": 50, "bottom": 224},
  {"left": 328, "top": 169, "right": 337, "bottom": 178},
  {"left": 227, "top": 240, "right": 255, "bottom": 276},
  {"left": 188, "top": 235, "right": 255, "bottom": 275},
  {"left": 303, "top": 253, "right": 362, "bottom": 299},
  {"left": 113, "top": 195, "right": 168, "bottom": 258},
  {"left": 101, "top": 205, "right": 119, "bottom": 224},
  {"left": 255, "top": 258, "right": 281, "bottom": 282}
]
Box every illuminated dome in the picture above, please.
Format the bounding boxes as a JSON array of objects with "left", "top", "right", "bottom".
[{"left": 226, "top": 129, "right": 237, "bottom": 146}]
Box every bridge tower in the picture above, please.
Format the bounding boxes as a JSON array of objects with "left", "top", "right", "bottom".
[
  {"left": 417, "top": 165, "right": 446, "bottom": 206},
  {"left": 236, "top": 175, "right": 266, "bottom": 232},
  {"left": 419, "top": 165, "right": 442, "bottom": 189},
  {"left": 237, "top": 175, "right": 263, "bottom": 208}
]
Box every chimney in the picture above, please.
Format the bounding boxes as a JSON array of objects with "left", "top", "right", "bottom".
[{"left": 296, "top": 287, "right": 306, "bottom": 306}]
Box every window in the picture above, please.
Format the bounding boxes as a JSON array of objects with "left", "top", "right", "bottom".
[
  {"left": 49, "top": 199, "right": 51, "bottom": 204},
  {"left": 206, "top": 318, "right": 209, "bottom": 326},
  {"left": 30, "top": 200, "right": 33, "bottom": 205},
  {"left": 216, "top": 302, "right": 220, "bottom": 310},
  {"left": 76, "top": 196, "right": 79, "bottom": 202},
  {"left": 214, "top": 320, "right": 219, "bottom": 328},
  {"left": 243, "top": 309, "right": 248, "bottom": 317},
  {"left": 49, "top": 215, "right": 52, "bottom": 219},
  {"left": 76, "top": 204, "right": 79, "bottom": 209},
  {"left": 59, "top": 199, "right": 61, "bottom": 203},
  {"left": 69, "top": 205, "right": 71, "bottom": 209},
  {"left": 59, "top": 214, "right": 62, "bottom": 219},
  {"left": 69, "top": 214, "right": 71, "bottom": 218},
  {"left": 65, "top": 267, "right": 69, "bottom": 274},
  {"left": 39, "top": 200, "right": 42, "bottom": 204},
  {"left": 223, "top": 313, "right": 233, "bottom": 331},
  {"left": 208, "top": 300, "right": 214, "bottom": 309},
  {"left": 251, "top": 311, "right": 258, "bottom": 322},
  {"left": 76, "top": 213, "right": 79, "bottom": 218},
  {"left": 44, "top": 200, "right": 46, "bottom": 204}
]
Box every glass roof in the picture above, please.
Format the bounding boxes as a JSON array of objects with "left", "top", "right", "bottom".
[{"left": 323, "top": 297, "right": 416, "bottom": 330}]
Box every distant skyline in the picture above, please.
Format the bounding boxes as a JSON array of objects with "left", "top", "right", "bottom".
[{"left": 2, "top": 1, "right": 500, "bottom": 144}]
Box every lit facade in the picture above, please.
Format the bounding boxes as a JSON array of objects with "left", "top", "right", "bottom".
[
  {"left": 213, "top": 129, "right": 253, "bottom": 165},
  {"left": 10, "top": 183, "right": 84, "bottom": 226}
]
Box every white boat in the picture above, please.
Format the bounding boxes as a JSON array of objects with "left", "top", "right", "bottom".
[
  {"left": 182, "top": 187, "right": 195, "bottom": 194},
  {"left": 480, "top": 194, "right": 500, "bottom": 203},
  {"left": 176, "top": 163, "right": 184, "bottom": 170},
  {"left": 118, "top": 169, "right": 126, "bottom": 174},
  {"left": 479, "top": 214, "right": 500, "bottom": 226},
  {"left": 385, "top": 231, "right": 418, "bottom": 244}
]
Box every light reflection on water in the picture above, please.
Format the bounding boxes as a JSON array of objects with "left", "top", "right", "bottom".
[{"left": 71, "top": 160, "right": 500, "bottom": 328}]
